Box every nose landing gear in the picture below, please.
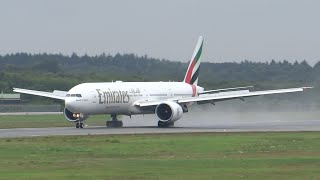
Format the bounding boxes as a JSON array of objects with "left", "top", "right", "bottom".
[{"left": 75, "top": 122, "right": 85, "bottom": 128}]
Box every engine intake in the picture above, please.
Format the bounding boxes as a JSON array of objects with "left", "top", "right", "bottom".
[
  {"left": 64, "top": 108, "right": 88, "bottom": 122},
  {"left": 155, "top": 101, "right": 183, "bottom": 122}
]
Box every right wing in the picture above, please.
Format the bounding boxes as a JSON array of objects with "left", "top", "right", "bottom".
[
  {"left": 134, "top": 87, "right": 311, "bottom": 107},
  {"left": 178, "top": 87, "right": 308, "bottom": 104},
  {"left": 13, "top": 88, "right": 66, "bottom": 100}
]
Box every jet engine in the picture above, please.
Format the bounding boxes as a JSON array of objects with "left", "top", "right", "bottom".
[
  {"left": 155, "top": 101, "right": 183, "bottom": 122},
  {"left": 64, "top": 107, "right": 88, "bottom": 122}
]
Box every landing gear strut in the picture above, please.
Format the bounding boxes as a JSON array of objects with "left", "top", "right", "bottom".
[
  {"left": 158, "top": 121, "right": 174, "bottom": 128},
  {"left": 76, "top": 122, "right": 84, "bottom": 128},
  {"left": 106, "top": 114, "right": 123, "bottom": 128}
]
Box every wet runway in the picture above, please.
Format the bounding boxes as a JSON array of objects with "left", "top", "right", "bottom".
[{"left": 1, "top": 118, "right": 320, "bottom": 138}]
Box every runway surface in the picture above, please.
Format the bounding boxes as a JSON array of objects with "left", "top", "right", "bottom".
[{"left": 1, "top": 118, "right": 320, "bottom": 138}]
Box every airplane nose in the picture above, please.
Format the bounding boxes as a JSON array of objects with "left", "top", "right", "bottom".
[{"left": 65, "top": 98, "right": 77, "bottom": 112}]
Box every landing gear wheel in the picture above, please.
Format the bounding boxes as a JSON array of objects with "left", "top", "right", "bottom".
[
  {"left": 106, "top": 114, "right": 123, "bottom": 128},
  {"left": 158, "top": 121, "right": 174, "bottom": 128},
  {"left": 76, "top": 122, "right": 84, "bottom": 128},
  {"left": 106, "top": 120, "right": 123, "bottom": 128}
]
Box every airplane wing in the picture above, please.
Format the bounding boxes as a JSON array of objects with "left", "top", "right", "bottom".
[
  {"left": 134, "top": 87, "right": 311, "bottom": 107},
  {"left": 13, "top": 88, "right": 66, "bottom": 100}
]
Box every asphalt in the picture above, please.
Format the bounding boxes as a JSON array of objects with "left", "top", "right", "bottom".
[{"left": 1, "top": 118, "right": 320, "bottom": 138}]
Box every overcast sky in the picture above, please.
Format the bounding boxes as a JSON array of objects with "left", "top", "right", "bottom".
[{"left": 1, "top": 0, "right": 320, "bottom": 64}]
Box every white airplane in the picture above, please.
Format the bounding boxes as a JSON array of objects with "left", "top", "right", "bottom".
[{"left": 13, "top": 36, "right": 310, "bottom": 128}]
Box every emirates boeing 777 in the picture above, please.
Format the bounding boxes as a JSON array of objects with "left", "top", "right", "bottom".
[{"left": 13, "top": 36, "right": 310, "bottom": 128}]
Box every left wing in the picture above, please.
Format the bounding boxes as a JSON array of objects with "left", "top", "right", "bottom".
[
  {"left": 13, "top": 88, "right": 66, "bottom": 100},
  {"left": 134, "top": 87, "right": 311, "bottom": 107}
]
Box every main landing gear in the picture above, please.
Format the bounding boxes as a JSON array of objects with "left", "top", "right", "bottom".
[
  {"left": 158, "top": 121, "right": 174, "bottom": 128},
  {"left": 75, "top": 122, "right": 84, "bottom": 128},
  {"left": 106, "top": 114, "right": 123, "bottom": 128}
]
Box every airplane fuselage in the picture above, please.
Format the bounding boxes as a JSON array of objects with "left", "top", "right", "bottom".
[{"left": 65, "top": 81, "right": 203, "bottom": 115}]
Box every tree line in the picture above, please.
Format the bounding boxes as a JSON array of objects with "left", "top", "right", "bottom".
[{"left": 0, "top": 53, "right": 318, "bottom": 105}]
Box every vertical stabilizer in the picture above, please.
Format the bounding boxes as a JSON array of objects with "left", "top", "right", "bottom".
[{"left": 183, "top": 36, "right": 203, "bottom": 85}]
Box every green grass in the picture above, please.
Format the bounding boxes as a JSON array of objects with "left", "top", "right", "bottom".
[
  {"left": 0, "top": 132, "right": 320, "bottom": 179},
  {"left": 0, "top": 114, "right": 109, "bottom": 128}
]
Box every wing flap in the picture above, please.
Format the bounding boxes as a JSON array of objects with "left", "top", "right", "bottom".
[
  {"left": 13, "top": 88, "right": 66, "bottom": 100},
  {"left": 199, "top": 86, "right": 253, "bottom": 94}
]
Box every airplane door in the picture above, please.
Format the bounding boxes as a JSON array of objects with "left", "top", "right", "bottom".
[
  {"left": 89, "top": 90, "right": 103, "bottom": 114},
  {"left": 167, "top": 88, "right": 173, "bottom": 97},
  {"left": 143, "top": 89, "right": 149, "bottom": 97},
  {"left": 91, "top": 91, "right": 97, "bottom": 104}
]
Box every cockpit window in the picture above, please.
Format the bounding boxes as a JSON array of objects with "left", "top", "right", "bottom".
[{"left": 66, "top": 94, "right": 82, "bottom": 97}]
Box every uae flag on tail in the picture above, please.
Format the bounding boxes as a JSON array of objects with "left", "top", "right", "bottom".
[{"left": 183, "top": 36, "right": 203, "bottom": 86}]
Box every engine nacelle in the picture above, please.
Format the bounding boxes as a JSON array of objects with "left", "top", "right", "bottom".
[
  {"left": 155, "top": 101, "right": 183, "bottom": 122},
  {"left": 64, "top": 107, "right": 88, "bottom": 122}
]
